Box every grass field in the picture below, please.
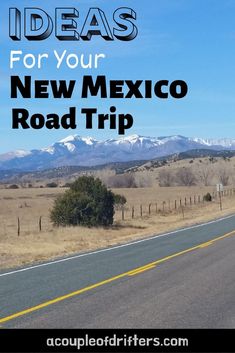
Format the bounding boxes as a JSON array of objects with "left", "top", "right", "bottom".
[{"left": 0, "top": 185, "right": 235, "bottom": 269}]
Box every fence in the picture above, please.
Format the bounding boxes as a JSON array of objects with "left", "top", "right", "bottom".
[
  {"left": 115, "top": 188, "right": 235, "bottom": 221},
  {"left": 0, "top": 215, "right": 52, "bottom": 238},
  {"left": 1, "top": 188, "right": 235, "bottom": 236}
]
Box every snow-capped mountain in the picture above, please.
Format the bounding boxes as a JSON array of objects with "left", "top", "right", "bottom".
[{"left": 1, "top": 134, "right": 235, "bottom": 171}]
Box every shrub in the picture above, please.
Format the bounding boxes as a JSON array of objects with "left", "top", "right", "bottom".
[
  {"left": 114, "top": 194, "right": 127, "bottom": 210},
  {"left": 8, "top": 184, "right": 19, "bottom": 189},
  {"left": 158, "top": 169, "right": 175, "bottom": 187},
  {"left": 46, "top": 182, "right": 58, "bottom": 188},
  {"left": 50, "top": 176, "right": 114, "bottom": 227},
  {"left": 217, "top": 167, "right": 230, "bottom": 186},
  {"left": 107, "top": 173, "right": 136, "bottom": 188},
  {"left": 176, "top": 167, "right": 196, "bottom": 186},
  {"left": 203, "top": 193, "right": 212, "bottom": 202}
]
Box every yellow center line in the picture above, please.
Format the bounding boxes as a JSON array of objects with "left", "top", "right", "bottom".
[
  {"left": 0, "top": 229, "right": 235, "bottom": 325},
  {"left": 127, "top": 263, "right": 158, "bottom": 275},
  {"left": 128, "top": 265, "right": 156, "bottom": 276},
  {"left": 199, "top": 241, "right": 214, "bottom": 248}
]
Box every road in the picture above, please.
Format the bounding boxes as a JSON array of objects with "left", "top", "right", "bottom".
[{"left": 0, "top": 214, "right": 235, "bottom": 328}]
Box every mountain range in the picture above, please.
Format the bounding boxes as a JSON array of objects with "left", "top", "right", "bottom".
[{"left": 1, "top": 134, "right": 235, "bottom": 171}]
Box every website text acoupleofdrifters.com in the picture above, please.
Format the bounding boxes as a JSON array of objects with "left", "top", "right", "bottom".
[{"left": 46, "top": 334, "right": 189, "bottom": 351}]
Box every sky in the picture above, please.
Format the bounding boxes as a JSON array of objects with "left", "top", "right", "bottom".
[{"left": 1, "top": 0, "right": 235, "bottom": 153}]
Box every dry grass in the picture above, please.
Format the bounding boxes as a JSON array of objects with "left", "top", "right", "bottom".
[{"left": 0, "top": 186, "right": 235, "bottom": 270}]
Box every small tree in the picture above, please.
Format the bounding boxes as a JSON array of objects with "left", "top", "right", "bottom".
[
  {"left": 203, "top": 193, "right": 212, "bottom": 202},
  {"left": 158, "top": 169, "right": 175, "bottom": 187},
  {"left": 107, "top": 173, "right": 136, "bottom": 188},
  {"left": 217, "top": 168, "right": 230, "bottom": 186},
  {"left": 50, "top": 176, "right": 114, "bottom": 227},
  {"left": 176, "top": 167, "right": 196, "bottom": 186},
  {"left": 46, "top": 182, "right": 58, "bottom": 188},
  {"left": 8, "top": 184, "right": 19, "bottom": 189},
  {"left": 114, "top": 194, "right": 127, "bottom": 210},
  {"left": 197, "top": 166, "right": 212, "bottom": 186}
]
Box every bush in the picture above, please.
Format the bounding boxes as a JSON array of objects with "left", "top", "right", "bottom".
[
  {"left": 203, "top": 193, "right": 212, "bottom": 202},
  {"left": 158, "top": 169, "right": 175, "bottom": 187},
  {"left": 50, "top": 176, "right": 114, "bottom": 227},
  {"left": 107, "top": 173, "right": 136, "bottom": 188},
  {"left": 114, "top": 194, "right": 127, "bottom": 210},
  {"left": 176, "top": 167, "right": 196, "bottom": 186},
  {"left": 46, "top": 182, "right": 58, "bottom": 188},
  {"left": 8, "top": 184, "right": 19, "bottom": 189}
]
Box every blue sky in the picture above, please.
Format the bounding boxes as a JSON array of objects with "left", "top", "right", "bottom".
[{"left": 1, "top": 0, "right": 235, "bottom": 153}]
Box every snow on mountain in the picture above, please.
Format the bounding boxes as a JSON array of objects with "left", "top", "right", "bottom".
[
  {"left": 59, "top": 135, "right": 97, "bottom": 145},
  {"left": 12, "top": 150, "right": 31, "bottom": 158},
  {"left": 59, "top": 135, "right": 78, "bottom": 143},
  {"left": 0, "top": 149, "right": 31, "bottom": 162},
  {"left": 192, "top": 137, "right": 235, "bottom": 147},
  {"left": 1, "top": 134, "right": 235, "bottom": 171},
  {"left": 41, "top": 146, "right": 55, "bottom": 154}
]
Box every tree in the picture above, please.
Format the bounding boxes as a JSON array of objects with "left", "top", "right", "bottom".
[
  {"left": 176, "top": 167, "right": 196, "bottom": 186},
  {"left": 8, "top": 184, "right": 19, "bottom": 189},
  {"left": 158, "top": 169, "right": 175, "bottom": 187},
  {"left": 46, "top": 182, "right": 58, "bottom": 188},
  {"left": 114, "top": 194, "right": 127, "bottom": 210},
  {"left": 107, "top": 173, "right": 136, "bottom": 188},
  {"left": 203, "top": 193, "right": 212, "bottom": 202},
  {"left": 50, "top": 176, "right": 114, "bottom": 227},
  {"left": 217, "top": 168, "right": 230, "bottom": 186},
  {"left": 197, "top": 165, "right": 212, "bottom": 186}
]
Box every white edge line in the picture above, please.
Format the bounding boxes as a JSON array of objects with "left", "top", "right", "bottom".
[{"left": 0, "top": 214, "right": 234, "bottom": 278}]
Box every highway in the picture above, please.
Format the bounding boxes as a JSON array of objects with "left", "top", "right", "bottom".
[{"left": 0, "top": 214, "right": 235, "bottom": 328}]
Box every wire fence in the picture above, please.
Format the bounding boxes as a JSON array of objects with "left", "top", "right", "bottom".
[
  {"left": 1, "top": 188, "right": 235, "bottom": 236},
  {"left": 114, "top": 188, "right": 235, "bottom": 221}
]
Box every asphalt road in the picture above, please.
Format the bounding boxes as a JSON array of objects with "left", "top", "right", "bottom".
[{"left": 0, "top": 214, "right": 235, "bottom": 328}]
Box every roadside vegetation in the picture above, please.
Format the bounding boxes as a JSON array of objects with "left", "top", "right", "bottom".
[
  {"left": 1, "top": 156, "right": 235, "bottom": 269},
  {"left": 51, "top": 176, "right": 115, "bottom": 227}
]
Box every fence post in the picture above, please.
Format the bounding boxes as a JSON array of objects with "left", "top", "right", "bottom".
[
  {"left": 185, "top": 197, "right": 187, "bottom": 206},
  {"left": 132, "top": 206, "right": 134, "bottom": 219},
  {"left": 190, "top": 197, "right": 192, "bottom": 205},
  {"left": 122, "top": 207, "right": 125, "bottom": 221},
  {"left": 17, "top": 217, "right": 20, "bottom": 236},
  {"left": 175, "top": 200, "right": 177, "bottom": 209},
  {"left": 155, "top": 203, "right": 158, "bottom": 214},
  {"left": 148, "top": 203, "right": 151, "bottom": 215},
  {"left": 194, "top": 195, "right": 196, "bottom": 204},
  {"left": 140, "top": 205, "right": 143, "bottom": 217},
  {"left": 180, "top": 199, "right": 182, "bottom": 207},
  {"left": 162, "top": 201, "right": 166, "bottom": 213},
  {"left": 39, "top": 216, "right": 42, "bottom": 232}
]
